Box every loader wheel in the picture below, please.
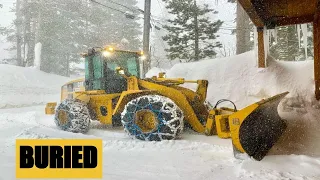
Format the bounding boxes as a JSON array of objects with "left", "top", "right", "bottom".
[
  {"left": 88, "top": 105, "right": 98, "bottom": 121},
  {"left": 121, "top": 95, "right": 184, "bottom": 141},
  {"left": 54, "top": 99, "right": 91, "bottom": 133}
]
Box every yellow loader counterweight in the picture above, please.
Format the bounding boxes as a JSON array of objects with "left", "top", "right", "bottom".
[{"left": 45, "top": 46, "right": 288, "bottom": 161}]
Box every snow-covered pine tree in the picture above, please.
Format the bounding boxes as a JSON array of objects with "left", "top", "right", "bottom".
[
  {"left": 87, "top": 0, "right": 141, "bottom": 51},
  {"left": 0, "top": 0, "right": 38, "bottom": 66},
  {"left": 38, "top": 0, "right": 85, "bottom": 76},
  {"left": 1, "top": 0, "right": 141, "bottom": 76},
  {"left": 227, "top": 0, "right": 252, "bottom": 54},
  {"left": 162, "top": 0, "right": 222, "bottom": 62},
  {"left": 270, "top": 25, "right": 300, "bottom": 61},
  {"left": 115, "top": 0, "right": 141, "bottom": 50}
]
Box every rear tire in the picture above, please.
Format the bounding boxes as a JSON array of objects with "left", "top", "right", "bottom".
[
  {"left": 121, "top": 95, "right": 184, "bottom": 141},
  {"left": 54, "top": 99, "right": 91, "bottom": 133}
]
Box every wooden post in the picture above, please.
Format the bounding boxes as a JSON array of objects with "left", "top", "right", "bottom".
[
  {"left": 314, "top": 12, "right": 320, "bottom": 100},
  {"left": 257, "top": 27, "right": 266, "bottom": 68}
]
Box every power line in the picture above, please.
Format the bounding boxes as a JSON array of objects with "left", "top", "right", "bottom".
[
  {"left": 152, "top": 18, "right": 166, "bottom": 27},
  {"left": 104, "top": 0, "right": 145, "bottom": 14},
  {"left": 156, "top": 0, "right": 166, "bottom": 18},
  {"left": 105, "top": 0, "right": 138, "bottom": 13},
  {"left": 155, "top": 32, "right": 167, "bottom": 50},
  {"left": 216, "top": 32, "right": 234, "bottom": 35},
  {"left": 90, "top": 0, "right": 166, "bottom": 31},
  {"left": 150, "top": 18, "right": 169, "bottom": 51},
  {"left": 152, "top": 29, "right": 174, "bottom": 66},
  {"left": 89, "top": 0, "right": 136, "bottom": 19},
  {"left": 150, "top": 16, "right": 168, "bottom": 32},
  {"left": 90, "top": 0, "right": 162, "bottom": 21}
]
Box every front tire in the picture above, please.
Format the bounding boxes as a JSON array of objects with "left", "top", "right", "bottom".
[
  {"left": 54, "top": 99, "right": 91, "bottom": 133},
  {"left": 121, "top": 95, "right": 184, "bottom": 141}
]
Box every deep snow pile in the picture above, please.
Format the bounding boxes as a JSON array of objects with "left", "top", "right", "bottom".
[
  {"left": 0, "top": 64, "right": 71, "bottom": 108},
  {"left": 147, "top": 51, "right": 320, "bottom": 157},
  {"left": 147, "top": 51, "right": 316, "bottom": 108}
]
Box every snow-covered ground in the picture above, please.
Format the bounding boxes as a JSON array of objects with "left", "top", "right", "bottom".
[{"left": 0, "top": 52, "right": 320, "bottom": 179}]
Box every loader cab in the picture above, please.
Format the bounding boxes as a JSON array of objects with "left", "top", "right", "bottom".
[{"left": 84, "top": 47, "right": 143, "bottom": 94}]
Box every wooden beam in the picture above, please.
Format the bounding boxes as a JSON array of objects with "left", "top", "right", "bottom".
[
  {"left": 257, "top": 27, "right": 266, "bottom": 68},
  {"left": 273, "top": 14, "right": 314, "bottom": 27},
  {"left": 287, "top": 0, "right": 317, "bottom": 17},
  {"left": 314, "top": 11, "right": 320, "bottom": 100},
  {"left": 238, "top": 0, "right": 317, "bottom": 28},
  {"left": 237, "top": 0, "right": 265, "bottom": 27}
]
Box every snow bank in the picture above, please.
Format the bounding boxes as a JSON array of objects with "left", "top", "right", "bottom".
[
  {"left": 147, "top": 51, "right": 320, "bottom": 157},
  {"left": 148, "top": 51, "right": 315, "bottom": 108},
  {"left": 0, "top": 64, "right": 71, "bottom": 108},
  {"left": 146, "top": 67, "right": 169, "bottom": 78}
]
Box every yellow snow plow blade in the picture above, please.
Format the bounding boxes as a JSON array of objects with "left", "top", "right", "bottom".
[{"left": 229, "top": 92, "right": 289, "bottom": 160}]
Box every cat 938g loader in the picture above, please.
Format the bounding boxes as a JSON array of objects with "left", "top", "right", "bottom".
[{"left": 45, "top": 46, "right": 289, "bottom": 161}]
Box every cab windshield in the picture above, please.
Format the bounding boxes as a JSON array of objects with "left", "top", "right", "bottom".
[{"left": 104, "top": 51, "right": 140, "bottom": 77}]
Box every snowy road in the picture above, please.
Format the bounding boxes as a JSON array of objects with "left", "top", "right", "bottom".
[{"left": 0, "top": 105, "right": 320, "bottom": 180}]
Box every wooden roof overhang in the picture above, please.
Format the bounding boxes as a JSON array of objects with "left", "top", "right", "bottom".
[
  {"left": 238, "top": 0, "right": 318, "bottom": 28},
  {"left": 237, "top": 0, "right": 320, "bottom": 100}
]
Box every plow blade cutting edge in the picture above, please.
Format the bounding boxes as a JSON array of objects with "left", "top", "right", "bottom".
[{"left": 228, "top": 92, "right": 289, "bottom": 161}]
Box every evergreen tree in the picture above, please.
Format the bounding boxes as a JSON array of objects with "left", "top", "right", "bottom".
[
  {"left": 269, "top": 25, "right": 312, "bottom": 61},
  {"left": 1, "top": 0, "right": 141, "bottom": 76},
  {"left": 162, "top": 0, "right": 222, "bottom": 62},
  {"left": 228, "top": 0, "right": 253, "bottom": 54}
]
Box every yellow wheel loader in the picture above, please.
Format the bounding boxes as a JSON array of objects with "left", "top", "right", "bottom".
[{"left": 45, "top": 46, "right": 289, "bottom": 161}]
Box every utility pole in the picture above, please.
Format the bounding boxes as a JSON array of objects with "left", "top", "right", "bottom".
[{"left": 143, "top": 0, "right": 151, "bottom": 77}]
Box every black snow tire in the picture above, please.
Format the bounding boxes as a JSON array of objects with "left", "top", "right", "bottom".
[
  {"left": 88, "top": 105, "right": 98, "bottom": 121},
  {"left": 54, "top": 99, "right": 91, "bottom": 133},
  {"left": 121, "top": 95, "right": 184, "bottom": 141}
]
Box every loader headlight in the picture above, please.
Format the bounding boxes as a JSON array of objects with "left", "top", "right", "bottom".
[
  {"left": 140, "top": 55, "right": 147, "bottom": 61},
  {"left": 102, "top": 51, "right": 112, "bottom": 57},
  {"left": 108, "top": 47, "right": 114, "bottom": 52},
  {"left": 118, "top": 70, "right": 125, "bottom": 75}
]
